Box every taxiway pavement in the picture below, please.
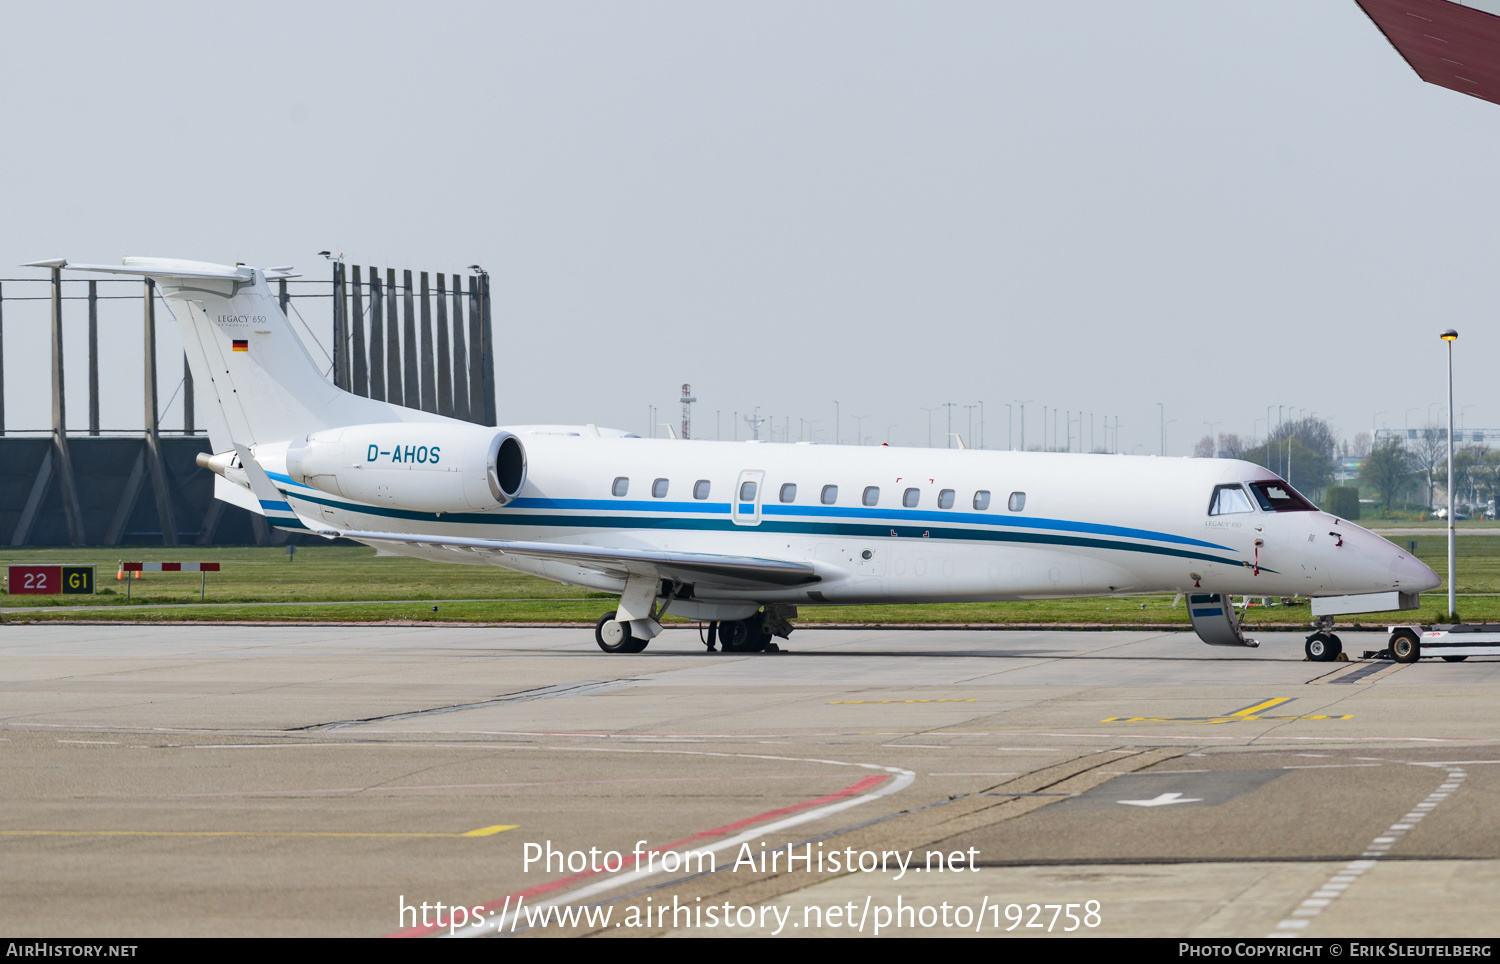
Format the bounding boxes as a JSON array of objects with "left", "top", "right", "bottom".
[{"left": 2, "top": 624, "right": 1496, "bottom": 938}]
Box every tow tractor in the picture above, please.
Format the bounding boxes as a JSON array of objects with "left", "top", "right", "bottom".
[
  {"left": 1305, "top": 592, "right": 1493, "bottom": 663},
  {"left": 1381, "top": 624, "right": 1500, "bottom": 664}
]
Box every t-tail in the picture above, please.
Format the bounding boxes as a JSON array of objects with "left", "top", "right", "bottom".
[{"left": 28, "top": 257, "right": 457, "bottom": 454}]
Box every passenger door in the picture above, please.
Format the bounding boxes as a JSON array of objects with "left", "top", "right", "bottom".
[{"left": 732, "top": 470, "right": 765, "bottom": 526}]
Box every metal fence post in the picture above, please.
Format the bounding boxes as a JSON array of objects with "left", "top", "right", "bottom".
[
  {"left": 435, "top": 273, "right": 452, "bottom": 417},
  {"left": 479, "top": 271, "right": 496, "bottom": 426},
  {"left": 351, "top": 265, "right": 367, "bottom": 397},
  {"left": 51, "top": 266, "right": 86, "bottom": 544},
  {"left": 386, "top": 267, "right": 402, "bottom": 406},
  {"left": 331, "top": 260, "right": 349, "bottom": 390},
  {"left": 402, "top": 268, "right": 418, "bottom": 407},
  {"left": 451, "top": 274, "right": 470, "bottom": 422},
  {"left": 468, "top": 275, "right": 484, "bottom": 423},
  {"left": 143, "top": 279, "right": 178, "bottom": 546},
  {"left": 88, "top": 280, "right": 99, "bottom": 435},
  {"left": 368, "top": 267, "right": 385, "bottom": 401}
]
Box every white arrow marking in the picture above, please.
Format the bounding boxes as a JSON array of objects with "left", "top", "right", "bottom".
[{"left": 1117, "top": 792, "right": 1203, "bottom": 807}]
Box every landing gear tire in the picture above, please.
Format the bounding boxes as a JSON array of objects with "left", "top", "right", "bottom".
[
  {"left": 1305, "top": 632, "right": 1342, "bottom": 662},
  {"left": 595, "top": 611, "right": 648, "bottom": 654},
  {"left": 720, "top": 614, "right": 769, "bottom": 653},
  {"left": 1442, "top": 655, "right": 1469, "bottom": 662},
  {"left": 1390, "top": 629, "right": 1421, "bottom": 664}
]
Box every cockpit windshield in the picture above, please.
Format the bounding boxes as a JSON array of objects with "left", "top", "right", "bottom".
[
  {"left": 1208, "top": 484, "right": 1255, "bottom": 515},
  {"left": 1248, "top": 480, "right": 1317, "bottom": 513}
]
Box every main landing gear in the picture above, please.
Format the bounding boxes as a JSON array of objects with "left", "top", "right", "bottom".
[
  {"left": 595, "top": 611, "right": 648, "bottom": 654},
  {"left": 596, "top": 606, "right": 793, "bottom": 654},
  {"left": 713, "top": 612, "right": 778, "bottom": 653}
]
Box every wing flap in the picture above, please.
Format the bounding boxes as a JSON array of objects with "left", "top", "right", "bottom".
[{"left": 337, "top": 528, "right": 820, "bottom": 590}]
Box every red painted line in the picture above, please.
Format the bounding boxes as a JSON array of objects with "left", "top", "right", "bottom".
[
  {"left": 122, "top": 563, "right": 143, "bottom": 572},
  {"left": 357, "top": 728, "right": 780, "bottom": 739},
  {"left": 161, "top": 563, "right": 182, "bottom": 572},
  {"left": 386, "top": 772, "right": 889, "bottom": 938},
  {"left": 165, "top": 773, "right": 852, "bottom": 799}
]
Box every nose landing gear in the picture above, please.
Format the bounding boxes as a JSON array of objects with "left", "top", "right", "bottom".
[{"left": 1304, "top": 631, "right": 1343, "bottom": 662}]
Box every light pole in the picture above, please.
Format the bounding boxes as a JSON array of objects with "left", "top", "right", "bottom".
[
  {"left": 921, "top": 406, "right": 939, "bottom": 447},
  {"left": 1017, "top": 400, "right": 1033, "bottom": 451},
  {"left": 1442, "top": 329, "right": 1458, "bottom": 620}
]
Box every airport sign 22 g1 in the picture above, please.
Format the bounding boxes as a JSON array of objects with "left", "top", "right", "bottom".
[{"left": 7, "top": 565, "right": 94, "bottom": 595}]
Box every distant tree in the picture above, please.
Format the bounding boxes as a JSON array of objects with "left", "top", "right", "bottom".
[
  {"left": 1325, "top": 485, "right": 1360, "bottom": 521},
  {"left": 1193, "top": 435, "right": 1214, "bottom": 458},
  {"left": 1274, "top": 416, "right": 1338, "bottom": 460},
  {"left": 1472, "top": 449, "right": 1500, "bottom": 509},
  {"left": 1351, "top": 432, "right": 1372, "bottom": 459},
  {"left": 1218, "top": 433, "right": 1246, "bottom": 459},
  {"left": 1241, "top": 437, "right": 1333, "bottom": 499},
  {"left": 1409, "top": 426, "right": 1447, "bottom": 507},
  {"left": 1359, "top": 437, "right": 1415, "bottom": 510},
  {"left": 1433, "top": 444, "right": 1498, "bottom": 509}
]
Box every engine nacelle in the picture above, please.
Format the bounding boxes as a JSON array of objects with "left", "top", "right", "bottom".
[{"left": 285, "top": 422, "right": 526, "bottom": 513}]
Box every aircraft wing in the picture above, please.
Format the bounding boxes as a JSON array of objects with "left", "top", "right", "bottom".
[
  {"left": 231, "top": 442, "right": 818, "bottom": 591},
  {"left": 332, "top": 528, "right": 821, "bottom": 591}
]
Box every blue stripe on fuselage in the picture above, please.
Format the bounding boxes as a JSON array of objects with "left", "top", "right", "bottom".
[
  {"left": 260, "top": 475, "right": 1229, "bottom": 553},
  {"left": 277, "top": 488, "right": 1256, "bottom": 569},
  {"left": 503, "top": 496, "right": 1231, "bottom": 552}
]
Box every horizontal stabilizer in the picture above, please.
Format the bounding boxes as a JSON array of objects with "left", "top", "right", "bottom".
[
  {"left": 236, "top": 444, "right": 312, "bottom": 530},
  {"left": 26, "top": 258, "right": 256, "bottom": 281},
  {"left": 24, "top": 258, "right": 300, "bottom": 282}
]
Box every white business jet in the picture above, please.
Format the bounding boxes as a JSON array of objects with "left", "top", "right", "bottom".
[{"left": 33, "top": 257, "right": 1440, "bottom": 660}]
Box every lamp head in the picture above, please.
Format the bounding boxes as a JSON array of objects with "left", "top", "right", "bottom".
[{"left": 1441, "top": 329, "right": 1458, "bottom": 341}]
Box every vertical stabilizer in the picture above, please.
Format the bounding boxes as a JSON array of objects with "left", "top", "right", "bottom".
[{"left": 48, "top": 258, "right": 458, "bottom": 451}]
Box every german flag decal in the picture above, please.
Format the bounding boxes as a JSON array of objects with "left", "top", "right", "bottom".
[{"left": 232, "top": 339, "right": 249, "bottom": 351}]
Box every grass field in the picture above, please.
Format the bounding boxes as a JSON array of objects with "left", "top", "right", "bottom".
[{"left": 2, "top": 537, "right": 1496, "bottom": 626}]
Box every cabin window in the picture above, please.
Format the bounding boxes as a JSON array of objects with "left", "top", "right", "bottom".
[
  {"left": 973, "top": 490, "right": 991, "bottom": 510},
  {"left": 821, "top": 484, "right": 838, "bottom": 505},
  {"left": 739, "top": 480, "right": 758, "bottom": 502},
  {"left": 652, "top": 478, "right": 669, "bottom": 499},
  {"left": 1249, "top": 480, "right": 1317, "bottom": 513},
  {"left": 612, "top": 477, "right": 629, "bottom": 497},
  {"left": 1208, "top": 484, "right": 1254, "bottom": 515},
  {"left": 903, "top": 487, "right": 920, "bottom": 508},
  {"left": 1008, "top": 491, "right": 1026, "bottom": 512},
  {"left": 780, "top": 483, "right": 797, "bottom": 503},
  {"left": 938, "top": 489, "right": 955, "bottom": 509},
  {"left": 863, "top": 486, "right": 880, "bottom": 506},
  {"left": 693, "top": 479, "right": 711, "bottom": 500}
]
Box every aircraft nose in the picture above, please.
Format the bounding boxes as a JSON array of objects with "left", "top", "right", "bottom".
[{"left": 1399, "top": 552, "right": 1441, "bottom": 593}]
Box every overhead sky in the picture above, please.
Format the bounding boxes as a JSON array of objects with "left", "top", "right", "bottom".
[{"left": 2, "top": 1, "right": 1498, "bottom": 454}]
